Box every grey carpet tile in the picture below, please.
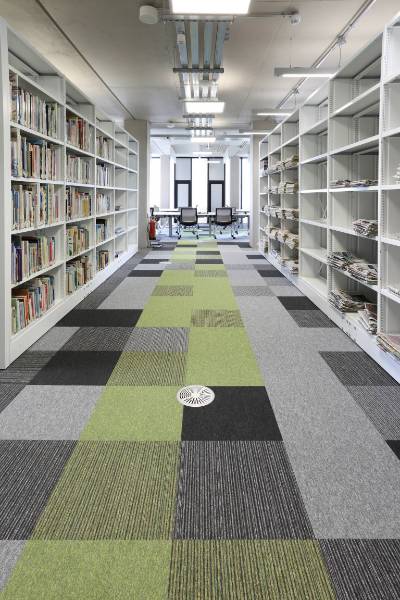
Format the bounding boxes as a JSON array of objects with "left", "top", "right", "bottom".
[
  {"left": 0, "top": 541, "right": 25, "bottom": 592},
  {"left": 387, "top": 440, "right": 400, "bottom": 459},
  {"left": 0, "top": 440, "right": 76, "bottom": 539},
  {"left": 99, "top": 278, "right": 158, "bottom": 309},
  {"left": 58, "top": 309, "right": 141, "bottom": 328},
  {"left": 0, "top": 384, "right": 25, "bottom": 414},
  {"left": 152, "top": 285, "right": 194, "bottom": 297},
  {"left": 31, "top": 351, "right": 121, "bottom": 386},
  {"left": 0, "top": 386, "right": 102, "bottom": 440},
  {"left": 174, "top": 441, "right": 314, "bottom": 540},
  {"left": 321, "top": 351, "right": 398, "bottom": 386},
  {"left": 227, "top": 271, "right": 266, "bottom": 285},
  {"left": 225, "top": 264, "right": 258, "bottom": 270},
  {"left": 289, "top": 310, "right": 336, "bottom": 328},
  {"left": 347, "top": 386, "right": 400, "bottom": 440},
  {"left": 278, "top": 296, "right": 319, "bottom": 311},
  {"left": 124, "top": 327, "right": 189, "bottom": 352},
  {"left": 191, "top": 309, "right": 244, "bottom": 328},
  {"left": 164, "top": 262, "right": 195, "bottom": 270},
  {"left": 194, "top": 270, "right": 228, "bottom": 278},
  {"left": 268, "top": 284, "right": 304, "bottom": 296},
  {"left": 28, "top": 327, "right": 80, "bottom": 351},
  {"left": 262, "top": 276, "right": 294, "bottom": 286},
  {"left": 320, "top": 539, "right": 400, "bottom": 600},
  {"left": 133, "top": 263, "right": 168, "bottom": 270},
  {"left": 62, "top": 327, "right": 132, "bottom": 351},
  {"left": 232, "top": 286, "right": 273, "bottom": 296},
  {"left": 0, "top": 352, "right": 55, "bottom": 384},
  {"left": 128, "top": 270, "right": 164, "bottom": 277}
]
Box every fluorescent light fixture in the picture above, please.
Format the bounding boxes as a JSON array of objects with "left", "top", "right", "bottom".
[
  {"left": 274, "top": 67, "right": 335, "bottom": 78},
  {"left": 184, "top": 100, "right": 225, "bottom": 114},
  {"left": 257, "top": 110, "right": 292, "bottom": 116},
  {"left": 193, "top": 151, "right": 212, "bottom": 155},
  {"left": 242, "top": 131, "right": 271, "bottom": 135},
  {"left": 191, "top": 137, "right": 216, "bottom": 144},
  {"left": 171, "top": 0, "right": 250, "bottom": 15}
]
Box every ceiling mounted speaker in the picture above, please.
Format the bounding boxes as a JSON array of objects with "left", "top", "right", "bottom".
[{"left": 139, "top": 5, "right": 159, "bottom": 25}]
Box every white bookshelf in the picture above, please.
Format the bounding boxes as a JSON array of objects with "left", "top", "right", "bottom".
[
  {"left": 0, "top": 19, "right": 139, "bottom": 368},
  {"left": 258, "top": 11, "right": 400, "bottom": 383}
]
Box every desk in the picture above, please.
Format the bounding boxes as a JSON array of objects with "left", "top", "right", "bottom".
[{"left": 153, "top": 210, "right": 250, "bottom": 238}]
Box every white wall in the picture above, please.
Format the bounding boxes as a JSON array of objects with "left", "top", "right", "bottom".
[
  {"left": 125, "top": 118, "right": 149, "bottom": 249},
  {"left": 160, "top": 155, "right": 171, "bottom": 209},
  {"left": 250, "top": 137, "right": 260, "bottom": 248},
  {"left": 229, "top": 156, "right": 241, "bottom": 209}
]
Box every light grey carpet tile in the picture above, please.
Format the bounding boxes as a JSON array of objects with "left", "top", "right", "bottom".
[
  {"left": 227, "top": 270, "right": 267, "bottom": 285},
  {"left": 225, "top": 264, "right": 258, "bottom": 270},
  {"left": 124, "top": 327, "right": 189, "bottom": 352},
  {"left": 28, "top": 327, "right": 80, "bottom": 351},
  {"left": 174, "top": 441, "right": 314, "bottom": 539},
  {"left": 320, "top": 539, "right": 400, "bottom": 600},
  {"left": 0, "top": 352, "right": 54, "bottom": 384},
  {"left": 191, "top": 310, "right": 244, "bottom": 328},
  {"left": 0, "top": 386, "right": 102, "bottom": 440},
  {"left": 99, "top": 278, "right": 158, "bottom": 309},
  {"left": 164, "top": 262, "right": 195, "bottom": 270},
  {"left": 347, "top": 386, "right": 400, "bottom": 440},
  {"left": 133, "top": 263, "right": 168, "bottom": 270},
  {"left": 321, "top": 351, "right": 398, "bottom": 386},
  {"left": 62, "top": 327, "right": 132, "bottom": 351},
  {"left": 152, "top": 286, "right": 193, "bottom": 297},
  {"left": 0, "top": 384, "right": 25, "bottom": 414},
  {"left": 263, "top": 277, "right": 294, "bottom": 286},
  {"left": 0, "top": 541, "right": 25, "bottom": 591},
  {"left": 269, "top": 285, "right": 304, "bottom": 296},
  {"left": 232, "top": 286, "right": 273, "bottom": 296},
  {"left": 289, "top": 310, "right": 336, "bottom": 328}
]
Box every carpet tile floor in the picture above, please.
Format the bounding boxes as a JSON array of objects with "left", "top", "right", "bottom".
[{"left": 0, "top": 239, "right": 399, "bottom": 598}]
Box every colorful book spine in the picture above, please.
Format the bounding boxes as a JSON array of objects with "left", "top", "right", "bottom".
[
  {"left": 65, "top": 255, "right": 93, "bottom": 294},
  {"left": 12, "top": 275, "right": 56, "bottom": 333}
]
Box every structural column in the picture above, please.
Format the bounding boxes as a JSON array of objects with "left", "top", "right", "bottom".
[{"left": 125, "top": 118, "right": 149, "bottom": 249}]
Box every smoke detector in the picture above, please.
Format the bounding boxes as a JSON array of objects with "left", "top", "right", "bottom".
[
  {"left": 290, "top": 13, "right": 301, "bottom": 26},
  {"left": 139, "top": 5, "right": 159, "bottom": 25}
]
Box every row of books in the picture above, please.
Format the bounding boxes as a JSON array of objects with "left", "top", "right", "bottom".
[
  {"left": 12, "top": 235, "right": 56, "bottom": 284},
  {"left": 11, "top": 275, "right": 56, "bottom": 334},
  {"left": 66, "top": 116, "right": 92, "bottom": 152},
  {"left": 66, "top": 155, "right": 92, "bottom": 184},
  {"left": 97, "top": 164, "right": 112, "bottom": 187},
  {"left": 96, "top": 136, "right": 113, "bottom": 160},
  {"left": 66, "top": 188, "right": 92, "bottom": 221},
  {"left": 66, "top": 255, "right": 93, "bottom": 294},
  {"left": 96, "top": 193, "right": 112, "bottom": 214},
  {"left": 96, "top": 219, "right": 109, "bottom": 244},
  {"left": 10, "top": 75, "right": 59, "bottom": 139},
  {"left": 97, "top": 250, "right": 110, "bottom": 271},
  {"left": 66, "top": 225, "right": 90, "bottom": 257},
  {"left": 12, "top": 184, "right": 60, "bottom": 230},
  {"left": 11, "top": 130, "right": 58, "bottom": 180}
]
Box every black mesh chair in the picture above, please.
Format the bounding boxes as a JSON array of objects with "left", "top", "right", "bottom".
[
  {"left": 178, "top": 207, "right": 199, "bottom": 239},
  {"left": 213, "top": 207, "right": 236, "bottom": 239}
]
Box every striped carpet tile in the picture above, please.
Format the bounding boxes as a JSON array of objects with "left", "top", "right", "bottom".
[
  {"left": 232, "top": 286, "right": 273, "bottom": 296},
  {"left": 320, "top": 352, "right": 397, "bottom": 386},
  {"left": 62, "top": 327, "right": 132, "bottom": 351},
  {"left": 0, "top": 384, "right": 25, "bottom": 414},
  {"left": 174, "top": 441, "right": 314, "bottom": 539},
  {"left": 152, "top": 286, "right": 194, "bottom": 297},
  {"left": 168, "top": 540, "right": 334, "bottom": 600},
  {"left": 191, "top": 309, "right": 244, "bottom": 328},
  {"left": 347, "top": 386, "right": 400, "bottom": 439},
  {"left": 107, "top": 352, "right": 187, "bottom": 386},
  {"left": 194, "top": 270, "right": 227, "bottom": 278},
  {"left": 0, "top": 353, "right": 55, "bottom": 384},
  {"left": 320, "top": 539, "right": 400, "bottom": 599},
  {"left": 288, "top": 310, "right": 336, "bottom": 328},
  {"left": 33, "top": 441, "right": 180, "bottom": 540},
  {"left": 123, "top": 327, "right": 189, "bottom": 352}
]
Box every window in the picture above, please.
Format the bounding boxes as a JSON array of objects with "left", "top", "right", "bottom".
[
  {"left": 149, "top": 156, "right": 161, "bottom": 208},
  {"left": 240, "top": 157, "right": 250, "bottom": 210}
]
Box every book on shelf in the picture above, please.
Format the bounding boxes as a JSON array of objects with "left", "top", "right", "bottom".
[
  {"left": 66, "top": 188, "right": 92, "bottom": 220},
  {"left": 11, "top": 129, "right": 59, "bottom": 180},
  {"left": 12, "top": 184, "right": 60, "bottom": 231},
  {"left": 66, "top": 255, "right": 92, "bottom": 294},
  {"left": 66, "top": 155, "right": 92, "bottom": 184},
  {"left": 96, "top": 193, "right": 112, "bottom": 214},
  {"left": 96, "top": 219, "right": 108, "bottom": 243},
  {"left": 96, "top": 135, "right": 113, "bottom": 161},
  {"left": 9, "top": 73, "right": 59, "bottom": 138},
  {"left": 12, "top": 275, "right": 56, "bottom": 334},
  {"left": 96, "top": 164, "right": 112, "bottom": 187},
  {"left": 97, "top": 249, "right": 109, "bottom": 271},
  {"left": 66, "top": 115, "right": 92, "bottom": 152},
  {"left": 66, "top": 225, "right": 90, "bottom": 257},
  {"left": 11, "top": 235, "right": 56, "bottom": 284}
]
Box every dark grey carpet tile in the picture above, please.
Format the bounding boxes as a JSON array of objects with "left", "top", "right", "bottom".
[
  {"left": 196, "top": 251, "right": 221, "bottom": 256},
  {"left": 181, "top": 387, "right": 282, "bottom": 441},
  {"left": 0, "top": 384, "right": 25, "bottom": 414},
  {"left": 387, "top": 441, "right": 400, "bottom": 460},
  {"left": 191, "top": 309, "right": 243, "bottom": 328},
  {"left": 124, "top": 328, "right": 189, "bottom": 352},
  {"left": 57, "top": 309, "right": 142, "bottom": 327},
  {"left": 320, "top": 539, "right": 400, "bottom": 600},
  {"left": 177, "top": 244, "right": 197, "bottom": 248},
  {"left": 320, "top": 352, "right": 398, "bottom": 386},
  {"left": 252, "top": 264, "right": 277, "bottom": 271},
  {"left": 0, "top": 353, "right": 54, "bottom": 384},
  {"left": 278, "top": 296, "right": 319, "bottom": 311},
  {"left": 347, "top": 387, "right": 400, "bottom": 439},
  {"left": 257, "top": 270, "right": 285, "bottom": 278},
  {"left": 232, "top": 286, "right": 273, "bottom": 296},
  {"left": 225, "top": 264, "right": 258, "bottom": 270},
  {"left": 174, "top": 441, "right": 314, "bottom": 539},
  {"left": 140, "top": 259, "right": 169, "bottom": 264},
  {"left": 0, "top": 440, "right": 76, "bottom": 539},
  {"left": 62, "top": 327, "right": 132, "bottom": 351},
  {"left": 246, "top": 254, "right": 267, "bottom": 260},
  {"left": 195, "top": 259, "right": 224, "bottom": 265},
  {"left": 289, "top": 310, "right": 336, "bottom": 328},
  {"left": 31, "top": 351, "right": 121, "bottom": 386},
  {"left": 237, "top": 242, "right": 251, "bottom": 248},
  {"left": 194, "top": 270, "right": 227, "bottom": 278},
  {"left": 152, "top": 286, "right": 193, "bottom": 297},
  {"left": 128, "top": 270, "right": 164, "bottom": 277}
]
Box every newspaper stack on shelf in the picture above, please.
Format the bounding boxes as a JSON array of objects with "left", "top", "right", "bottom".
[
  {"left": 268, "top": 186, "right": 279, "bottom": 194},
  {"left": 359, "top": 303, "right": 377, "bottom": 334},
  {"left": 278, "top": 181, "right": 298, "bottom": 194},
  {"left": 282, "top": 154, "right": 299, "bottom": 169},
  {"left": 268, "top": 226, "right": 280, "bottom": 240},
  {"left": 351, "top": 179, "right": 378, "bottom": 187},
  {"left": 282, "top": 207, "right": 299, "bottom": 220},
  {"left": 327, "top": 251, "right": 357, "bottom": 270},
  {"left": 330, "top": 179, "right": 351, "bottom": 188},
  {"left": 394, "top": 162, "right": 400, "bottom": 184},
  {"left": 353, "top": 218, "right": 378, "bottom": 237},
  {"left": 329, "top": 289, "right": 369, "bottom": 313},
  {"left": 270, "top": 248, "right": 281, "bottom": 261},
  {"left": 285, "top": 232, "right": 299, "bottom": 250},
  {"left": 347, "top": 262, "right": 378, "bottom": 285},
  {"left": 277, "top": 229, "right": 289, "bottom": 244},
  {"left": 387, "top": 284, "right": 400, "bottom": 298},
  {"left": 377, "top": 333, "right": 400, "bottom": 360},
  {"left": 282, "top": 258, "right": 299, "bottom": 274}
]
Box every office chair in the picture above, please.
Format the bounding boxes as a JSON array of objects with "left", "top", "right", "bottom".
[
  {"left": 178, "top": 207, "right": 199, "bottom": 239},
  {"left": 213, "top": 207, "right": 236, "bottom": 239}
]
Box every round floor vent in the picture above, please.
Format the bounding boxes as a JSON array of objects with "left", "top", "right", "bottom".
[{"left": 177, "top": 385, "right": 215, "bottom": 408}]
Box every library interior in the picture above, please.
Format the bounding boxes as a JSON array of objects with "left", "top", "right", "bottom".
[{"left": 1, "top": 0, "right": 400, "bottom": 598}]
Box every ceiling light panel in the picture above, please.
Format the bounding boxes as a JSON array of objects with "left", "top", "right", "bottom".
[
  {"left": 184, "top": 101, "right": 225, "bottom": 114},
  {"left": 274, "top": 67, "right": 335, "bottom": 78},
  {"left": 171, "top": 0, "right": 250, "bottom": 15},
  {"left": 191, "top": 137, "right": 216, "bottom": 143}
]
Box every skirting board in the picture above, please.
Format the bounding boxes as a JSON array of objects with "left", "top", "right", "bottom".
[{"left": 5, "top": 245, "right": 138, "bottom": 369}]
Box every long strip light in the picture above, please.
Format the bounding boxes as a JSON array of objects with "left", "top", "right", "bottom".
[
  {"left": 171, "top": 0, "right": 251, "bottom": 15},
  {"left": 184, "top": 100, "right": 225, "bottom": 114},
  {"left": 191, "top": 136, "right": 216, "bottom": 144},
  {"left": 274, "top": 67, "right": 335, "bottom": 78},
  {"left": 193, "top": 151, "right": 212, "bottom": 155},
  {"left": 257, "top": 110, "right": 292, "bottom": 116}
]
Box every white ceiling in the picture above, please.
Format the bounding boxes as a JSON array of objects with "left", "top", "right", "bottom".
[{"left": 1, "top": 0, "right": 399, "bottom": 149}]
